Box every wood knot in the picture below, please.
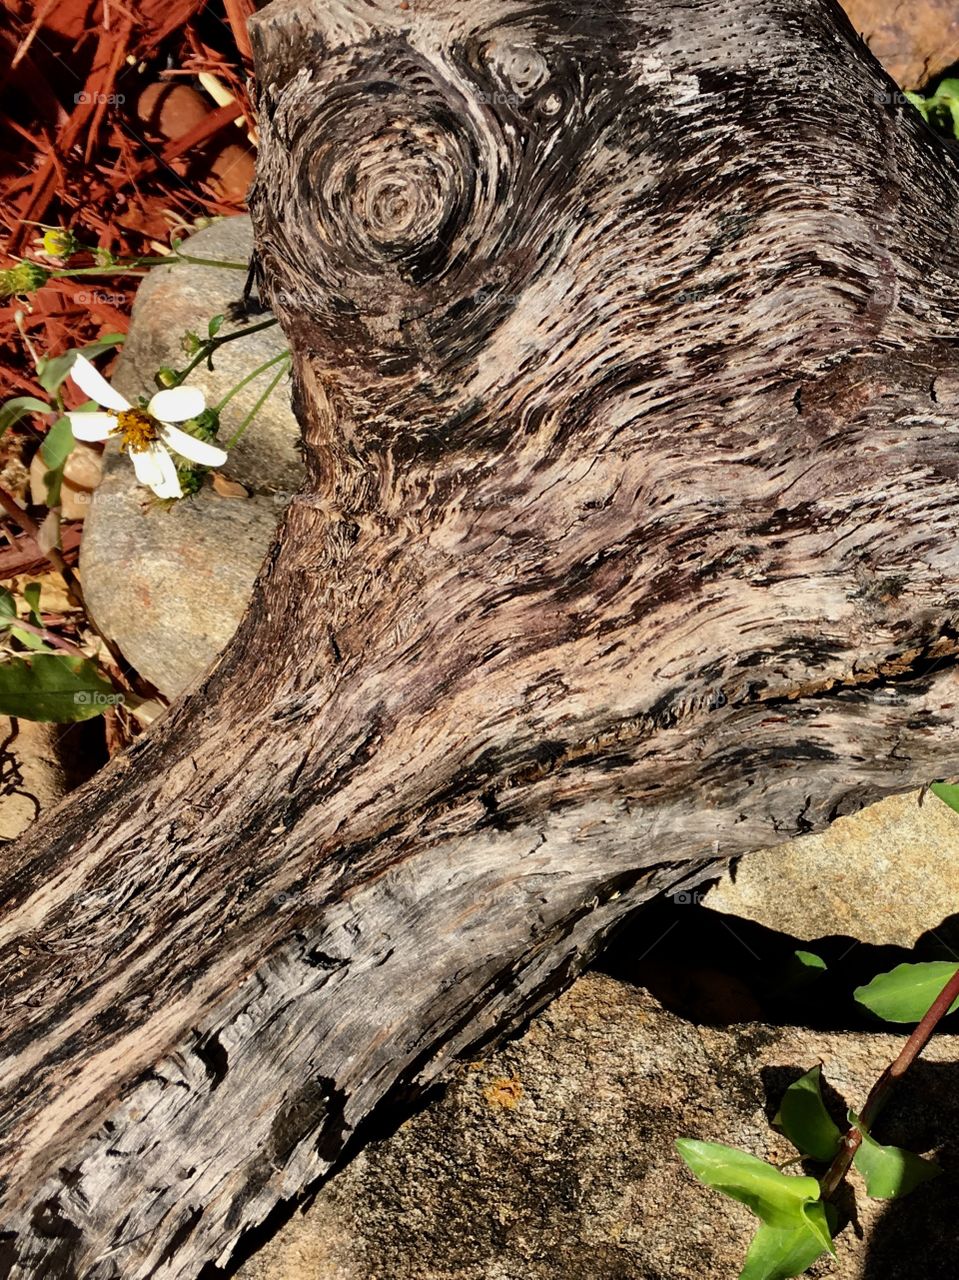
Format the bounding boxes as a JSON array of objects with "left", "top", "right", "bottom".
[{"left": 264, "top": 40, "right": 511, "bottom": 308}]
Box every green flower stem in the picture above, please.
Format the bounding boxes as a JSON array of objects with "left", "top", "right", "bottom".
[
  {"left": 171, "top": 251, "right": 249, "bottom": 270},
  {"left": 227, "top": 354, "right": 291, "bottom": 448},
  {"left": 179, "top": 316, "right": 280, "bottom": 382},
  {"left": 215, "top": 349, "right": 291, "bottom": 415},
  {"left": 48, "top": 251, "right": 248, "bottom": 279},
  {"left": 820, "top": 963, "right": 959, "bottom": 1200},
  {"left": 49, "top": 264, "right": 153, "bottom": 278}
]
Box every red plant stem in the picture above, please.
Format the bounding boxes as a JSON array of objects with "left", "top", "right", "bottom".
[{"left": 821, "top": 962, "right": 959, "bottom": 1199}]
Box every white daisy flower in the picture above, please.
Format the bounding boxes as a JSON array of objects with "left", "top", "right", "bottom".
[{"left": 66, "top": 354, "right": 228, "bottom": 500}]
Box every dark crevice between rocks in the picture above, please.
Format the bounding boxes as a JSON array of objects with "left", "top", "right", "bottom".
[{"left": 599, "top": 897, "right": 959, "bottom": 1033}]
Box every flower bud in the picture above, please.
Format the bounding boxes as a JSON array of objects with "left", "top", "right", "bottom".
[
  {"left": 0, "top": 261, "right": 51, "bottom": 298},
  {"left": 41, "top": 228, "right": 78, "bottom": 259}
]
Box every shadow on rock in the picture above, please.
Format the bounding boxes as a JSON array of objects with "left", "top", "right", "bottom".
[{"left": 600, "top": 898, "right": 959, "bottom": 1034}]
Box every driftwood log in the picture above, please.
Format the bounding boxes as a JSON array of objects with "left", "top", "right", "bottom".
[{"left": 5, "top": 0, "right": 959, "bottom": 1273}]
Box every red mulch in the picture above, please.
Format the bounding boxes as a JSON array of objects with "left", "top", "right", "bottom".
[{"left": 0, "top": 0, "right": 257, "bottom": 403}]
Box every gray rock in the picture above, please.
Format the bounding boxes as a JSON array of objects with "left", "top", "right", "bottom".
[
  {"left": 80, "top": 215, "right": 304, "bottom": 699},
  {"left": 705, "top": 789, "right": 959, "bottom": 948},
  {"left": 81, "top": 464, "right": 284, "bottom": 699},
  {"left": 236, "top": 970, "right": 959, "bottom": 1280},
  {"left": 113, "top": 215, "right": 302, "bottom": 496}
]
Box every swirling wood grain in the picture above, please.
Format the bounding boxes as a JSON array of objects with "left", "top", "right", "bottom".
[{"left": 2, "top": 0, "right": 959, "bottom": 1274}]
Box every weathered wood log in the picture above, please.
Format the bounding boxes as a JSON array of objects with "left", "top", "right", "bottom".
[{"left": 4, "top": 0, "right": 959, "bottom": 1273}]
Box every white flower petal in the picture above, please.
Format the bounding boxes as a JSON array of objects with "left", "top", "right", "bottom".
[
  {"left": 160, "top": 424, "right": 228, "bottom": 468},
  {"left": 69, "top": 354, "right": 130, "bottom": 412},
  {"left": 148, "top": 385, "right": 205, "bottom": 423},
  {"left": 66, "top": 411, "right": 113, "bottom": 442},
  {"left": 152, "top": 446, "right": 183, "bottom": 500},
  {"left": 130, "top": 445, "right": 166, "bottom": 492}
]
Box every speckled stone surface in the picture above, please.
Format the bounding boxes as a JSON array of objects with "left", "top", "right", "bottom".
[
  {"left": 235, "top": 970, "right": 959, "bottom": 1280},
  {"left": 706, "top": 789, "right": 959, "bottom": 948}
]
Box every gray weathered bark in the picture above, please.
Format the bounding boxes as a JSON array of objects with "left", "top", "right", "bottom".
[{"left": 4, "top": 0, "right": 959, "bottom": 1274}]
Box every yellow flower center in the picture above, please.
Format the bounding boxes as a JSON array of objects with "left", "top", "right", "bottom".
[{"left": 113, "top": 408, "right": 159, "bottom": 453}]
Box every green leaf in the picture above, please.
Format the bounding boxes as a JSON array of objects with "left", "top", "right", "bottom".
[
  {"left": 854, "top": 961, "right": 959, "bottom": 1023},
  {"left": 23, "top": 583, "right": 41, "bottom": 625},
  {"left": 41, "top": 415, "right": 76, "bottom": 470},
  {"left": 675, "top": 1140, "right": 821, "bottom": 1227},
  {"left": 934, "top": 78, "right": 959, "bottom": 97},
  {"left": 207, "top": 313, "right": 225, "bottom": 338},
  {"left": 0, "top": 587, "right": 45, "bottom": 651},
  {"left": 13, "top": 582, "right": 48, "bottom": 650},
  {"left": 0, "top": 653, "right": 118, "bottom": 721},
  {"left": 773, "top": 1066, "right": 842, "bottom": 1162},
  {"left": 37, "top": 335, "right": 124, "bottom": 396},
  {"left": 739, "top": 1203, "right": 835, "bottom": 1280},
  {"left": 930, "top": 781, "right": 959, "bottom": 815},
  {"left": 0, "top": 395, "right": 53, "bottom": 437},
  {"left": 9, "top": 625, "right": 47, "bottom": 652},
  {"left": 849, "top": 1114, "right": 941, "bottom": 1199},
  {"left": 772, "top": 949, "right": 828, "bottom": 997}
]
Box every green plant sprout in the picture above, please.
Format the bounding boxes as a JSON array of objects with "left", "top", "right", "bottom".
[
  {"left": 904, "top": 78, "right": 959, "bottom": 139},
  {"left": 678, "top": 781, "right": 959, "bottom": 1279}
]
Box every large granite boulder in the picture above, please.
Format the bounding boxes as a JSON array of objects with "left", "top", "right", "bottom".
[{"left": 80, "top": 215, "right": 304, "bottom": 699}]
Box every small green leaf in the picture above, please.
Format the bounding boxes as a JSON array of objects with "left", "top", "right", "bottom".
[
  {"left": 41, "top": 415, "right": 76, "bottom": 471},
  {"left": 0, "top": 653, "right": 118, "bottom": 721},
  {"left": 0, "top": 587, "right": 45, "bottom": 651},
  {"left": 849, "top": 1114, "right": 941, "bottom": 1199},
  {"left": 739, "top": 1202, "right": 835, "bottom": 1280},
  {"left": 0, "top": 395, "right": 53, "bottom": 437},
  {"left": 773, "top": 1066, "right": 842, "bottom": 1162},
  {"left": 854, "top": 961, "right": 959, "bottom": 1023},
  {"left": 765, "top": 950, "right": 828, "bottom": 1001},
  {"left": 207, "top": 313, "right": 225, "bottom": 338},
  {"left": 930, "top": 781, "right": 959, "bottom": 815},
  {"left": 675, "top": 1140, "right": 821, "bottom": 1227},
  {"left": 23, "top": 583, "right": 42, "bottom": 625},
  {"left": 37, "top": 353, "right": 77, "bottom": 396},
  {"left": 13, "top": 582, "right": 48, "bottom": 650},
  {"left": 9, "top": 625, "right": 47, "bottom": 652}
]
